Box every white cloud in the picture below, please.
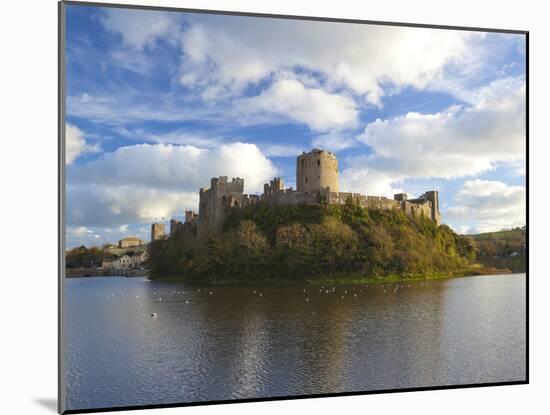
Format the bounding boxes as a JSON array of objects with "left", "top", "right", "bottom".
[
  {"left": 66, "top": 224, "right": 152, "bottom": 248},
  {"left": 109, "top": 48, "right": 153, "bottom": 74},
  {"left": 311, "top": 131, "right": 358, "bottom": 152},
  {"left": 514, "top": 163, "right": 526, "bottom": 176},
  {"left": 259, "top": 144, "right": 306, "bottom": 158},
  {"left": 70, "top": 142, "right": 276, "bottom": 193},
  {"left": 101, "top": 8, "right": 180, "bottom": 49},
  {"left": 340, "top": 77, "right": 526, "bottom": 196},
  {"left": 74, "top": 12, "right": 525, "bottom": 140},
  {"left": 238, "top": 79, "right": 358, "bottom": 131},
  {"left": 65, "top": 123, "right": 100, "bottom": 165},
  {"left": 66, "top": 225, "right": 107, "bottom": 247},
  {"left": 67, "top": 184, "right": 199, "bottom": 228},
  {"left": 444, "top": 179, "right": 526, "bottom": 234},
  {"left": 67, "top": 226, "right": 90, "bottom": 237},
  {"left": 67, "top": 142, "right": 277, "bottom": 228},
  {"left": 114, "top": 126, "right": 222, "bottom": 147},
  {"left": 66, "top": 92, "right": 225, "bottom": 125},
  {"left": 179, "top": 16, "right": 476, "bottom": 106}
]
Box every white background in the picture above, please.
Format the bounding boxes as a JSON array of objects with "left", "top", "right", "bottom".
[{"left": 0, "top": 0, "right": 546, "bottom": 414}]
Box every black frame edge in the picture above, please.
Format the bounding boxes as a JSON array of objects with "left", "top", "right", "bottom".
[
  {"left": 58, "top": 1, "right": 67, "bottom": 414},
  {"left": 62, "top": 381, "right": 528, "bottom": 414},
  {"left": 61, "top": 0, "right": 528, "bottom": 35}
]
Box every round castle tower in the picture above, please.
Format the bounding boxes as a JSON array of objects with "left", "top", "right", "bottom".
[{"left": 296, "top": 149, "right": 339, "bottom": 193}]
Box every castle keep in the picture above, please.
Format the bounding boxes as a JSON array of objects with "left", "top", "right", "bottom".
[
  {"left": 168, "top": 149, "right": 441, "bottom": 241},
  {"left": 150, "top": 223, "right": 166, "bottom": 241},
  {"left": 297, "top": 148, "right": 339, "bottom": 193}
]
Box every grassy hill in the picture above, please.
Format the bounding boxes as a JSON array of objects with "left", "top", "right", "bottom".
[
  {"left": 467, "top": 227, "right": 526, "bottom": 273},
  {"left": 148, "top": 201, "right": 496, "bottom": 283}
]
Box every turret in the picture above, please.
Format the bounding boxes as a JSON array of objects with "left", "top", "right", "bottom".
[
  {"left": 424, "top": 190, "right": 441, "bottom": 225},
  {"left": 296, "top": 148, "right": 339, "bottom": 193},
  {"left": 151, "top": 223, "right": 166, "bottom": 242}
]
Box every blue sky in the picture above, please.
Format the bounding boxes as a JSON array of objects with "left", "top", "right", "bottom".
[{"left": 64, "top": 5, "right": 526, "bottom": 248}]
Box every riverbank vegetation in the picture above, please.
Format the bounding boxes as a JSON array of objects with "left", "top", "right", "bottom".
[
  {"left": 65, "top": 244, "right": 121, "bottom": 269},
  {"left": 148, "top": 201, "right": 491, "bottom": 283},
  {"left": 468, "top": 227, "right": 526, "bottom": 273},
  {"left": 66, "top": 245, "right": 106, "bottom": 268}
]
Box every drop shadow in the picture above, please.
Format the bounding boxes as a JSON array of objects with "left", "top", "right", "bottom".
[{"left": 34, "top": 398, "right": 57, "bottom": 413}]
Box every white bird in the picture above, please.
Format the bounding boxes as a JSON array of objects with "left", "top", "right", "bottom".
[{"left": 150, "top": 313, "right": 157, "bottom": 317}]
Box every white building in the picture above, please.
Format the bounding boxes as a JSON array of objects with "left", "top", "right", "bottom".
[{"left": 113, "top": 254, "right": 132, "bottom": 270}]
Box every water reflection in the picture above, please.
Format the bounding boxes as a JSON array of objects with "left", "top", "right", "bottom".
[{"left": 64, "top": 274, "right": 526, "bottom": 411}]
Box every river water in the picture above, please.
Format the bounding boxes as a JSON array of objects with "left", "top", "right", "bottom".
[{"left": 63, "top": 273, "right": 526, "bottom": 411}]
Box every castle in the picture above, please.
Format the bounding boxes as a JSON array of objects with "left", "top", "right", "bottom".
[
  {"left": 164, "top": 149, "right": 441, "bottom": 242},
  {"left": 151, "top": 223, "right": 166, "bottom": 241}
]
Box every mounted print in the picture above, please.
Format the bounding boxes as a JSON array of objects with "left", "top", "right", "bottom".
[{"left": 59, "top": 1, "right": 528, "bottom": 413}]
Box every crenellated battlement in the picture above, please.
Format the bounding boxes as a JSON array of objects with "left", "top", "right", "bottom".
[{"left": 169, "top": 149, "right": 441, "bottom": 242}]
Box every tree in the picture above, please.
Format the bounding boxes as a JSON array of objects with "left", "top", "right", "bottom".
[
  {"left": 308, "top": 217, "right": 358, "bottom": 271},
  {"left": 275, "top": 223, "right": 307, "bottom": 249},
  {"left": 234, "top": 220, "right": 268, "bottom": 254}
]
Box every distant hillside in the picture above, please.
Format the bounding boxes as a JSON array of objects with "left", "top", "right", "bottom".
[
  {"left": 467, "top": 227, "right": 526, "bottom": 273},
  {"left": 148, "top": 201, "right": 494, "bottom": 283},
  {"left": 468, "top": 228, "right": 526, "bottom": 242}
]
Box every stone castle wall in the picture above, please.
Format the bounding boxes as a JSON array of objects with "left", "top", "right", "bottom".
[
  {"left": 322, "top": 189, "right": 437, "bottom": 222},
  {"left": 168, "top": 149, "right": 441, "bottom": 244},
  {"left": 169, "top": 210, "right": 199, "bottom": 251},
  {"left": 323, "top": 190, "right": 400, "bottom": 209},
  {"left": 198, "top": 176, "right": 244, "bottom": 240},
  {"left": 188, "top": 177, "right": 440, "bottom": 242}
]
